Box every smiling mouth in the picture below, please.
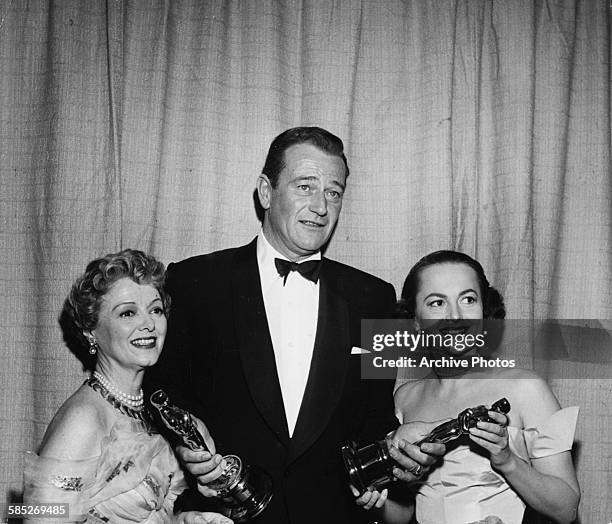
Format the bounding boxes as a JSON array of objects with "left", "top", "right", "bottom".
[
  {"left": 428, "top": 320, "right": 476, "bottom": 336},
  {"left": 131, "top": 337, "right": 157, "bottom": 349},
  {"left": 439, "top": 326, "right": 470, "bottom": 335},
  {"left": 300, "top": 220, "right": 325, "bottom": 228}
]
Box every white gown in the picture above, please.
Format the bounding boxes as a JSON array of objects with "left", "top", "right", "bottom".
[
  {"left": 24, "top": 418, "right": 186, "bottom": 523},
  {"left": 414, "top": 407, "right": 579, "bottom": 524}
]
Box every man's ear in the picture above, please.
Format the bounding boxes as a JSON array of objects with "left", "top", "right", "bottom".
[{"left": 256, "top": 174, "right": 272, "bottom": 210}]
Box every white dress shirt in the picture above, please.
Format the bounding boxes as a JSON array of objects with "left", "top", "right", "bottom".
[{"left": 257, "top": 231, "right": 320, "bottom": 437}]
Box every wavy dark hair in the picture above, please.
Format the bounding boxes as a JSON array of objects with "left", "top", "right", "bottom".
[
  {"left": 398, "top": 250, "right": 505, "bottom": 320},
  {"left": 59, "top": 249, "right": 168, "bottom": 371},
  {"left": 262, "top": 126, "right": 349, "bottom": 187}
]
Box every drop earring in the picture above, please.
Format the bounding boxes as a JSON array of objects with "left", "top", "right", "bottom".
[{"left": 89, "top": 340, "right": 99, "bottom": 355}]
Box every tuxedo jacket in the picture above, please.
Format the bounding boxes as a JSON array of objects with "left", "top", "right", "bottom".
[{"left": 148, "top": 239, "right": 398, "bottom": 524}]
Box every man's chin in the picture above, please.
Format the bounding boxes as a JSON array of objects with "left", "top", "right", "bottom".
[{"left": 294, "top": 236, "right": 331, "bottom": 255}]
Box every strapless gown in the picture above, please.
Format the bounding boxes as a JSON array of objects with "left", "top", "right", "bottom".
[
  {"left": 414, "top": 406, "right": 579, "bottom": 524},
  {"left": 24, "top": 418, "right": 187, "bottom": 523}
]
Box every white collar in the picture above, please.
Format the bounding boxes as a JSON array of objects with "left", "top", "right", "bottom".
[{"left": 257, "top": 230, "right": 321, "bottom": 282}]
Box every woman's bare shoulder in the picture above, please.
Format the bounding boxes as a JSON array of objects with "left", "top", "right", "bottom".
[
  {"left": 37, "top": 385, "right": 111, "bottom": 461},
  {"left": 491, "top": 367, "right": 554, "bottom": 392},
  {"left": 487, "top": 367, "right": 561, "bottom": 426},
  {"left": 394, "top": 378, "right": 429, "bottom": 411},
  {"left": 484, "top": 366, "right": 551, "bottom": 386}
]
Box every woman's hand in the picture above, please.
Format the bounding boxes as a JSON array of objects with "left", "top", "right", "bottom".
[
  {"left": 174, "top": 416, "right": 227, "bottom": 497},
  {"left": 176, "top": 511, "right": 233, "bottom": 524},
  {"left": 350, "top": 484, "right": 415, "bottom": 523},
  {"left": 468, "top": 410, "right": 514, "bottom": 472},
  {"left": 350, "top": 485, "right": 388, "bottom": 510},
  {"left": 175, "top": 447, "right": 227, "bottom": 497},
  {"left": 388, "top": 421, "right": 446, "bottom": 482}
]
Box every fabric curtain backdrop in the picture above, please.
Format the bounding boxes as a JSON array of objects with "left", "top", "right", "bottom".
[{"left": 1, "top": 1, "right": 610, "bottom": 521}]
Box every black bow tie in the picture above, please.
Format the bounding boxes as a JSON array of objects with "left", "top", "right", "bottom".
[{"left": 274, "top": 258, "right": 321, "bottom": 285}]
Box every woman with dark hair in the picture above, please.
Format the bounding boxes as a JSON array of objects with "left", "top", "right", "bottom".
[
  {"left": 355, "top": 251, "right": 580, "bottom": 524},
  {"left": 24, "top": 249, "right": 231, "bottom": 524}
]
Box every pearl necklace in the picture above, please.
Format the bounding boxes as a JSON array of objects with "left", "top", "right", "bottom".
[
  {"left": 85, "top": 377, "right": 152, "bottom": 427},
  {"left": 92, "top": 371, "right": 144, "bottom": 408}
]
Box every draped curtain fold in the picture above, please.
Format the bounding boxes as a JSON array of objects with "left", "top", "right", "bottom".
[{"left": 1, "top": 1, "right": 610, "bottom": 521}]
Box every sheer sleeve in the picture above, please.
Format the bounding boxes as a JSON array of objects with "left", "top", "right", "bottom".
[
  {"left": 24, "top": 420, "right": 187, "bottom": 523},
  {"left": 23, "top": 451, "right": 98, "bottom": 522}
]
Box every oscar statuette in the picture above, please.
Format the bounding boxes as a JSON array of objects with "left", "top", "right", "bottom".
[
  {"left": 342, "top": 398, "right": 510, "bottom": 494},
  {"left": 150, "top": 389, "right": 273, "bottom": 522}
]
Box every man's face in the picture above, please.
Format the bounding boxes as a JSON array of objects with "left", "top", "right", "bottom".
[{"left": 258, "top": 143, "right": 347, "bottom": 260}]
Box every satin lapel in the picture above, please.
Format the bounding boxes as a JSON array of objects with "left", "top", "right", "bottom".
[
  {"left": 232, "top": 240, "right": 290, "bottom": 446},
  {"left": 288, "top": 260, "right": 350, "bottom": 463}
]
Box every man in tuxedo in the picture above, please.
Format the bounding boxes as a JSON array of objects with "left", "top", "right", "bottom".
[{"left": 150, "top": 127, "right": 444, "bottom": 523}]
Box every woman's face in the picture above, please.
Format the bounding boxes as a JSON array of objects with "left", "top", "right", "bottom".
[
  {"left": 414, "top": 262, "right": 483, "bottom": 348},
  {"left": 89, "top": 277, "right": 167, "bottom": 372}
]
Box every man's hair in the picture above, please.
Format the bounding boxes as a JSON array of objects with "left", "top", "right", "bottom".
[
  {"left": 398, "top": 250, "right": 506, "bottom": 320},
  {"left": 262, "top": 126, "right": 349, "bottom": 187}
]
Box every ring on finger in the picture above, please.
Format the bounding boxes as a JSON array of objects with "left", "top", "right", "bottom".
[{"left": 408, "top": 463, "right": 423, "bottom": 476}]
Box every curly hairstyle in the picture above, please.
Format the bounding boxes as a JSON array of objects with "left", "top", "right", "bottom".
[
  {"left": 59, "top": 249, "right": 168, "bottom": 371},
  {"left": 398, "top": 250, "right": 506, "bottom": 320}
]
